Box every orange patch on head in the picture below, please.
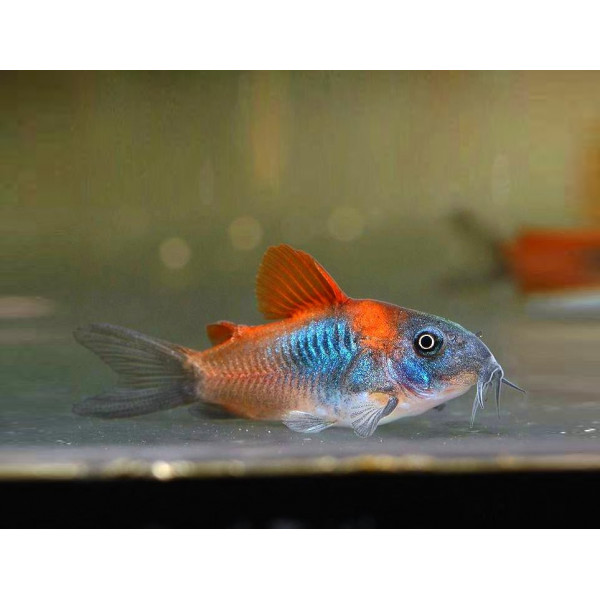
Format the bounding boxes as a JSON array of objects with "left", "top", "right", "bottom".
[{"left": 347, "top": 300, "right": 401, "bottom": 350}]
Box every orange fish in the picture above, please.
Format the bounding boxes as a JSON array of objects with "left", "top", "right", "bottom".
[{"left": 74, "top": 245, "right": 522, "bottom": 436}]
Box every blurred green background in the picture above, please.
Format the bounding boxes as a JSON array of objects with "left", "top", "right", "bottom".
[{"left": 4, "top": 71, "right": 599, "bottom": 308}]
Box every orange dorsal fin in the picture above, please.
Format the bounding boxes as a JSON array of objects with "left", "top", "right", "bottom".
[
  {"left": 206, "top": 321, "right": 243, "bottom": 346},
  {"left": 256, "top": 245, "right": 349, "bottom": 320}
]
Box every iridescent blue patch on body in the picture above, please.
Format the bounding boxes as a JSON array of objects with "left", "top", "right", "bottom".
[
  {"left": 280, "top": 317, "right": 357, "bottom": 389},
  {"left": 344, "top": 350, "right": 387, "bottom": 392},
  {"left": 394, "top": 356, "right": 432, "bottom": 391}
]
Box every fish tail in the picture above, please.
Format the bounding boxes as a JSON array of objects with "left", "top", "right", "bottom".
[{"left": 73, "top": 323, "right": 201, "bottom": 418}]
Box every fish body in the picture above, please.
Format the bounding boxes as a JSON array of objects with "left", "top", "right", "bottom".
[{"left": 74, "top": 245, "right": 521, "bottom": 437}]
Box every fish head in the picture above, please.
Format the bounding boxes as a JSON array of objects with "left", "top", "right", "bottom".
[{"left": 389, "top": 310, "right": 511, "bottom": 419}]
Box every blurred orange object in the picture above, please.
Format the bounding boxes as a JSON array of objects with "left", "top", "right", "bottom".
[{"left": 504, "top": 229, "right": 600, "bottom": 293}]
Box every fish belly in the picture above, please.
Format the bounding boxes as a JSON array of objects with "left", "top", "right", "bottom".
[{"left": 378, "top": 385, "right": 471, "bottom": 424}]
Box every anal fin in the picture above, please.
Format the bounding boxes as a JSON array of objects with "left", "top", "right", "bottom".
[
  {"left": 188, "top": 403, "right": 238, "bottom": 420},
  {"left": 282, "top": 411, "right": 336, "bottom": 434}
]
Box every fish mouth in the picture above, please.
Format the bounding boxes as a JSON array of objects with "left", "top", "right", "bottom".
[{"left": 470, "top": 362, "right": 526, "bottom": 427}]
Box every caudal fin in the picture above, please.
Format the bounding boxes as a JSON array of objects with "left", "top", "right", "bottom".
[{"left": 73, "top": 323, "right": 198, "bottom": 418}]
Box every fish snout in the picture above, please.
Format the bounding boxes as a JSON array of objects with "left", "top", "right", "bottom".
[
  {"left": 467, "top": 334, "right": 501, "bottom": 377},
  {"left": 468, "top": 338, "right": 525, "bottom": 426}
]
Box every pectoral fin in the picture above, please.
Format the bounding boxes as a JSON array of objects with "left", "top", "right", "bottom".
[
  {"left": 349, "top": 393, "right": 398, "bottom": 438},
  {"left": 282, "top": 411, "right": 336, "bottom": 434}
]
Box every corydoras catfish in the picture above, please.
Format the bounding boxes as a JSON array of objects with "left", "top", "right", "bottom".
[{"left": 74, "top": 244, "right": 523, "bottom": 437}]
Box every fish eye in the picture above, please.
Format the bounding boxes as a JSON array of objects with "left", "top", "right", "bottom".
[{"left": 414, "top": 330, "right": 443, "bottom": 357}]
